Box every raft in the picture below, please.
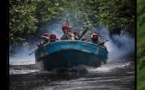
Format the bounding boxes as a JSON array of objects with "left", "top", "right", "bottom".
[{"left": 35, "top": 40, "right": 108, "bottom": 71}]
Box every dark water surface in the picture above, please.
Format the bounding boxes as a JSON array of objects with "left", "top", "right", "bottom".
[{"left": 9, "top": 58, "right": 135, "bottom": 90}]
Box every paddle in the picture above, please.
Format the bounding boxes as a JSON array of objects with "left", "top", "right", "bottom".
[
  {"left": 78, "top": 27, "right": 88, "bottom": 40},
  {"left": 66, "top": 17, "right": 69, "bottom": 26},
  {"left": 29, "top": 45, "right": 39, "bottom": 56},
  {"left": 29, "top": 49, "right": 36, "bottom": 55},
  {"left": 29, "top": 33, "right": 46, "bottom": 56}
]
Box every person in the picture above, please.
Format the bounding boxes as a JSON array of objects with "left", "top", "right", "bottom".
[
  {"left": 73, "top": 30, "right": 80, "bottom": 40},
  {"left": 81, "top": 37, "right": 88, "bottom": 41},
  {"left": 60, "top": 25, "right": 75, "bottom": 40},
  {"left": 49, "top": 33, "right": 57, "bottom": 43},
  {"left": 90, "top": 32, "right": 107, "bottom": 50},
  {"left": 38, "top": 33, "right": 49, "bottom": 47},
  {"left": 68, "top": 26, "right": 72, "bottom": 33}
]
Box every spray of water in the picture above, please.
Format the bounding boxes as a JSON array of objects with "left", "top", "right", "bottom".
[
  {"left": 9, "top": 45, "right": 37, "bottom": 65},
  {"left": 9, "top": 16, "right": 135, "bottom": 66},
  {"left": 88, "top": 62, "right": 132, "bottom": 73},
  {"left": 9, "top": 15, "right": 81, "bottom": 64},
  {"left": 9, "top": 17, "right": 69, "bottom": 65},
  {"left": 94, "top": 27, "right": 135, "bottom": 62}
]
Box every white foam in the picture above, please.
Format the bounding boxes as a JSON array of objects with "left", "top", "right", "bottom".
[
  {"left": 88, "top": 62, "right": 131, "bottom": 73},
  {"left": 9, "top": 60, "right": 35, "bottom": 65},
  {"left": 9, "top": 69, "right": 39, "bottom": 74}
]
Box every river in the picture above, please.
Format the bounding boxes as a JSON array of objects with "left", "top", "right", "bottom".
[{"left": 9, "top": 57, "right": 135, "bottom": 90}]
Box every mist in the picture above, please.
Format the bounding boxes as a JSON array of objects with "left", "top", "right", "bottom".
[
  {"left": 9, "top": 18, "right": 135, "bottom": 65},
  {"left": 9, "top": 17, "right": 68, "bottom": 65},
  {"left": 95, "top": 27, "right": 135, "bottom": 62},
  {"left": 9, "top": 46, "right": 36, "bottom": 65}
]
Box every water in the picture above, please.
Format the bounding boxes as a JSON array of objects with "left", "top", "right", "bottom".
[{"left": 9, "top": 58, "right": 135, "bottom": 90}]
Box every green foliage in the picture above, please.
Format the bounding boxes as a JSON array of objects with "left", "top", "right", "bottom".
[
  {"left": 9, "top": 0, "right": 135, "bottom": 54},
  {"left": 9, "top": 0, "right": 38, "bottom": 53},
  {"left": 96, "top": 0, "right": 135, "bottom": 35},
  {"left": 23, "top": 42, "right": 30, "bottom": 47},
  {"left": 9, "top": 0, "right": 63, "bottom": 54}
]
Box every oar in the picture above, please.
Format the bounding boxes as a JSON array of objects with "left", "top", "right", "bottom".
[
  {"left": 29, "top": 50, "right": 35, "bottom": 55},
  {"left": 29, "top": 34, "right": 42, "bottom": 55},
  {"left": 29, "top": 50, "right": 36, "bottom": 55},
  {"left": 66, "top": 17, "right": 69, "bottom": 26},
  {"left": 29, "top": 48, "right": 38, "bottom": 55},
  {"left": 78, "top": 27, "right": 88, "bottom": 40}
]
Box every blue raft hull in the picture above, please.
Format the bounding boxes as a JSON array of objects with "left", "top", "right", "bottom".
[{"left": 35, "top": 40, "right": 108, "bottom": 71}]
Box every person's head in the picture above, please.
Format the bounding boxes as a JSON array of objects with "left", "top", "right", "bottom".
[
  {"left": 42, "top": 33, "right": 49, "bottom": 41},
  {"left": 42, "top": 33, "right": 49, "bottom": 37},
  {"left": 62, "top": 25, "right": 69, "bottom": 34},
  {"left": 68, "top": 26, "right": 72, "bottom": 32},
  {"left": 73, "top": 30, "right": 79, "bottom": 36},
  {"left": 81, "top": 37, "right": 88, "bottom": 41},
  {"left": 91, "top": 32, "right": 99, "bottom": 40},
  {"left": 50, "top": 33, "right": 57, "bottom": 42}
]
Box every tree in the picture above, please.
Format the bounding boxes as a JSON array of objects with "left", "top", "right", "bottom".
[
  {"left": 96, "top": 0, "right": 135, "bottom": 36},
  {"left": 9, "top": 0, "right": 135, "bottom": 54}
]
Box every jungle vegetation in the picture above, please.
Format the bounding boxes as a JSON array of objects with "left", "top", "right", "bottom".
[{"left": 9, "top": 0, "right": 135, "bottom": 54}]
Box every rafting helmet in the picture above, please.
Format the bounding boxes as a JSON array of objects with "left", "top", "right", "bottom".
[
  {"left": 91, "top": 32, "right": 99, "bottom": 38},
  {"left": 62, "top": 25, "right": 69, "bottom": 31},
  {"left": 50, "top": 33, "right": 57, "bottom": 38},
  {"left": 81, "top": 37, "right": 88, "bottom": 41},
  {"left": 43, "top": 33, "right": 49, "bottom": 37},
  {"left": 41, "top": 33, "right": 49, "bottom": 39}
]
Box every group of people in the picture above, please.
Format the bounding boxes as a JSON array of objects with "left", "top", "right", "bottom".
[
  {"left": 37, "top": 25, "right": 107, "bottom": 50},
  {"left": 38, "top": 33, "right": 58, "bottom": 47}
]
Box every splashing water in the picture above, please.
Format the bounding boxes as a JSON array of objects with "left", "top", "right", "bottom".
[
  {"left": 88, "top": 62, "right": 132, "bottom": 73},
  {"left": 9, "top": 19, "right": 135, "bottom": 69},
  {"left": 9, "top": 69, "right": 39, "bottom": 75},
  {"left": 94, "top": 27, "right": 135, "bottom": 62}
]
